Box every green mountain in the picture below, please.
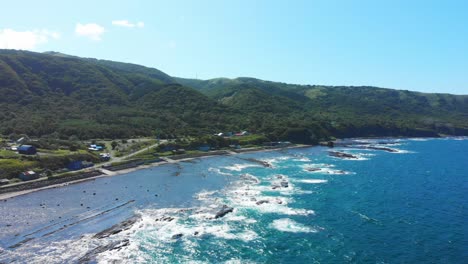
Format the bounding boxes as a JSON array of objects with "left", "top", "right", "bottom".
[
  {"left": 0, "top": 49, "right": 467, "bottom": 143},
  {"left": 176, "top": 77, "right": 468, "bottom": 138},
  {"left": 0, "top": 50, "right": 241, "bottom": 139}
]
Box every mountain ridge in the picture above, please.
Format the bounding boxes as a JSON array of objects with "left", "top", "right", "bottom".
[{"left": 0, "top": 49, "right": 467, "bottom": 142}]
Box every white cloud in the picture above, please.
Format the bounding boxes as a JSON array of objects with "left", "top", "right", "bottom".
[
  {"left": 75, "top": 23, "right": 105, "bottom": 41},
  {"left": 112, "top": 20, "right": 144, "bottom": 28},
  {"left": 0, "top": 29, "right": 60, "bottom": 50}
]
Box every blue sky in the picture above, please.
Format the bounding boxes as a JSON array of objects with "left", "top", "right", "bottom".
[{"left": 1, "top": 0, "right": 467, "bottom": 94}]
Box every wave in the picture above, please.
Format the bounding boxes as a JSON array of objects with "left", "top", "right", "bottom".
[
  {"left": 208, "top": 167, "right": 234, "bottom": 176},
  {"left": 270, "top": 218, "right": 317, "bottom": 233},
  {"left": 297, "top": 179, "right": 328, "bottom": 184},
  {"left": 301, "top": 164, "right": 352, "bottom": 175},
  {"left": 223, "top": 163, "right": 262, "bottom": 171}
]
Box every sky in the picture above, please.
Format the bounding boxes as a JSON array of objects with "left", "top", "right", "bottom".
[{"left": 0, "top": 0, "right": 467, "bottom": 94}]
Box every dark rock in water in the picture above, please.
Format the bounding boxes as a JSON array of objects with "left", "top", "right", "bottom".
[
  {"left": 272, "top": 185, "right": 281, "bottom": 190},
  {"left": 155, "top": 216, "right": 174, "bottom": 222},
  {"left": 8, "top": 237, "right": 34, "bottom": 249},
  {"left": 366, "top": 146, "right": 398, "bottom": 152},
  {"left": 256, "top": 200, "right": 269, "bottom": 205},
  {"left": 242, "top": 158, "right": 272, "bottom": 168},
  {"left": 78, "top": 239, "right": 129, "bottom": 263},
  {"left": 240, "top": 174, "right": 260, "bottom": 184},
  {"left": 342, "top": 144, "right": 398, "bottom": 153},
  {"left": 215, "top": 205, "right": 234, "bottom": 219},
  {"left": 94, "top": 215, "right": 141, "bottom": 239},
  {"left": 328, "top": 151, "right": 358, "bottom": 159},
  {"left": 194, "top": 231, "right": 199, "bottom": 236},
  {"left": 280, "top": 181, "right": 289, "bottom": 188},
  {"left": 306, "top": 167, "right": 321, "bottom": 172},
  {"left": 172, "top": 233, "right": 183, "bottom": 239}
]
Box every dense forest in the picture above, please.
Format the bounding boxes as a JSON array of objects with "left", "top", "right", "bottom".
[{"left": 0, "top": 49, "right": 467, "bottom": 143}]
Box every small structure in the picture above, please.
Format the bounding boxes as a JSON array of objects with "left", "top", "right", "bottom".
[
  {"left": 88, "top": 144, "right": 104, "bottom": 151},
  {"left": 99, "top": 153, "right": 111, "bottom": 161},
  {"left": 162, "top": 145, "right": 176, "bottom": 152},
  {"left": 198, "top": 145, "right": 211, "bottom": 152},
  {"left": 19, "top": 171, "right": 39, "bottom": 181},
  {"left": 0, "top": 179, "right": 10, "bottom": 185},
  {"left": 172, "top": 149, "right": 186, "bottom": 154},
  {"left": 67, "top": 161, "right": 94, "bottom": 171},
  {"left": 18, "top": 145, "right": 37, "bottom": 155},
  {"left": 16, "top": 136, "right": 29, "bottom": 145},
  {"left": 67, "top": 161, "right": 84, "bottom": 171},
  {"left": 235, "top": 131, "right": 249, "bottom": 136},
  {"left": 263, "top": 141, "right": 292, "bottom": 147}
]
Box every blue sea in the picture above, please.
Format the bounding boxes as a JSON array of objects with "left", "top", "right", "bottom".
[{"left": 0, "top": 138, "right": 467, "bottom": 263}]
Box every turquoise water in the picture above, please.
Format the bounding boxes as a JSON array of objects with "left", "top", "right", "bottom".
[{"left": 0, "top": 138, "right": 467, "bottom": 263}]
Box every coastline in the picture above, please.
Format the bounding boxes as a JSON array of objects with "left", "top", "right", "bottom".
[{"left": 0, "top": 144, "right": 312, "bottom": 200}]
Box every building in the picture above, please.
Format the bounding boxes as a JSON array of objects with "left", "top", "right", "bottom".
[
  {"left": 99, "top": 153, "right": 111, "bottom": 161},
  {"left": 67, "top": 160, "right": 94, "bottom": 170},
  {"left": 67, "top": 161, "right": 84, "bottom": 171},
  {"left": 163, "top": 145, "right": 176, "bottom": 152},
  {"left": 88, "top": 144, "right": 104, "bottom": 151},
  {"left": 198, "top": 145, "right": 211, "bottom": 151},
  {"left": 16, "top": 137, "right": 28, "bottom": 144},
  {"left": 0, "top": 179, "right": 10, "bottom": 185},
  {"left": 235, "top": 131, "right": 249, "bottom": 136},
  {"left": 19, "top": 171, "right": 39, "bottom": 181},
  {"left": 18, "top": 145, "right": 37, "bottom": 155}
]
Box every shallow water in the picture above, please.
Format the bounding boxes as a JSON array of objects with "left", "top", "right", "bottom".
[{"left": 0, "top": 138, "right": 467, "bottom": 263}]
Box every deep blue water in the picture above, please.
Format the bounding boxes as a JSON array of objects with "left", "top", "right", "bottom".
[{"left": 0, "top": 138, "right": 467, "bottom": 263}]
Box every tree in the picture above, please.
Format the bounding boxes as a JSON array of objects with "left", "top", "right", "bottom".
[{"left": 111, "top": 141, "right": 118, "bottom": 150}]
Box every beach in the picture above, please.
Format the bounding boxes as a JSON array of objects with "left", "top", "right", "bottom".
[{"left": 0, "top": 145, "right": 310, "bottom": 200}]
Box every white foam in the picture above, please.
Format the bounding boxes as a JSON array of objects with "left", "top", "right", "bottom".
[
  {"left": 270, "top": 218, "right": 317, "bottom": 233},
  {"left": 224, "top": 214, "right": 257, "bottom": 224},
  {"left": 301, "top": 164, "right": 351, "bottom": 175},
  {"left": 258, "top": 156, "right": 291, "bottom": 167},
  {"left": 240, "top": 173, "right": 261, "bottom": 184},
  {"left": 393, "top": 149, "right": 414, "bottom": 154},
  {"left": 292, "top": 157, "right": 312, "bottom": 162},
  {"left": 208, "top": 167, "right": 234, "bottom": 176},
  {"left": 407, "top": 138, "right": 430, "bottom": 141},
  {"left": 297, "top": 179, "right": 328, "bottom": 184},
  {"left": 223, "top": 163, "right": 261, "bottom": 171},
  {"left": 195, "top": 190, "right": 219, "bottom": 200}
]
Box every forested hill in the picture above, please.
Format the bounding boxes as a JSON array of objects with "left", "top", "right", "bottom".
[
  {"left": 0, "top": 50, "right": 240, "bottom": 139},
  {"left": 175, "top": 77, "right": 468, "bottom": 138},
  {"left": 0, "top": 49, "right": 467, "bottom": 142}
]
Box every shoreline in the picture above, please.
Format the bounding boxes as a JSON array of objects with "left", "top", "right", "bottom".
[{"left": 0, "top": 144, "right": 312, "bottom": 200}]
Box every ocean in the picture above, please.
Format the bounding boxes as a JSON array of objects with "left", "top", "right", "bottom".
[{"left": 0, "top": 138, "right": 466, "bottom": 263}]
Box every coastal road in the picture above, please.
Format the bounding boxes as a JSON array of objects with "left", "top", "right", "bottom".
[{"left": 97, "top": 140, "right": 167, "bottom": 169}]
